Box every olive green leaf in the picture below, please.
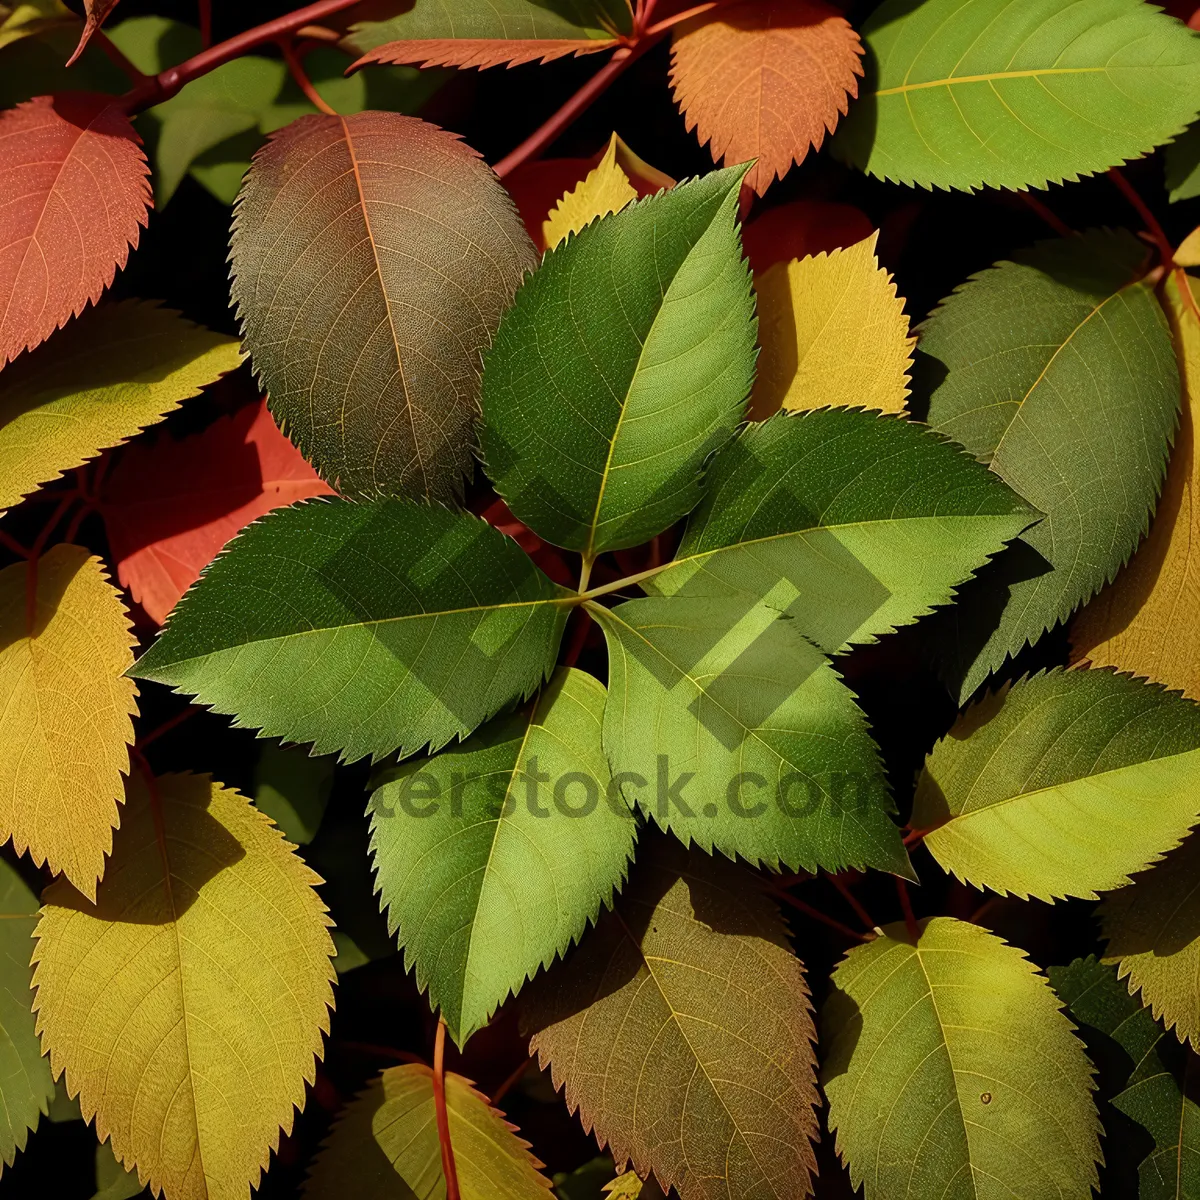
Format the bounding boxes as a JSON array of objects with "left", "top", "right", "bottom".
[
  {"left": 1168, "top": 124, "right": 1200, "bottom": 204},
  {"left": 480, "top": 166, "right": 756, "bottom": 557},
  {"left": 253, "top": 743, "right": 335, "bottom": 845},
  {"left": 131, "top": 498, "right": 573, "bottom": 762},
  {"left": 370, "top": 667, "right": 636, "bottom": 1046},
  {"left": 913, "top": 668, "right": 1200, "bottom": 900},
  {"left": 836, "top": 0, "right": 1200, "bottom": 192},
  {"left": 523, "top": 843, "right": 819, "bottom": 1200},
  {"left": 823, "top": 917, "right": 1101, "bottom": 1200},
  {"left": 921, "top": 230, "right": 1179, "bottom": 700}
]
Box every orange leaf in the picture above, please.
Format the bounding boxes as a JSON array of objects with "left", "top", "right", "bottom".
[
  {"left": 100, "top": 400, "right": 334, "bottom": 624},
  {"left": 352, "top": 36, "right": 617, "bottom": 70},
  {"left": 0, "top": 93, "right": 150, "bottom": 368},
  {"left": 66, "top": 0, "right": 120, "bottom": 67},
  {"left": 669, "top": 0, "right": 863, "bottom": 194}
]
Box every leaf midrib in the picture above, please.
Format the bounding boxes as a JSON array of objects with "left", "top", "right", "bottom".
[{"left": 875, "top": 66, "right": 1113, "bottom": 97}]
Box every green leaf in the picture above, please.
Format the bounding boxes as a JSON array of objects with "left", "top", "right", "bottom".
[
  {"left": 1167, "top": 123, "right": 1200, "bottom": 203},
  {"left": 912, "top": 668, "right": 1200, "bottom": 900},
  {"left": 822, "top": 916, "right": 1101, "bottom": 1200},
  {"left": 1103, "top": 832, "right": 1200, "bottom": 1050},
  {"left": 481, "top": 167, "right": 755, "bottom": 557},
  {"left": 591, "top": 594, "right": 909, "bottom": 875},
  {"left": 1053, "top": 956, "right": 1200, "bottom": 1200},
  {"left": 0, "top": 858, "right": 53, "bottom": 1170},
  {"left": 369, "top": 667, "right": 636, "bottom": 1046},
  {"left": 835, "top": 0, "right": 1200, "bottom": 192},
  {"left": 253, "top": 743, "right": 335, "bottom": 844},
  {"left": 0, "top": 301, "right": 239, "bottom": 513},
  {"left": 230, "top": 112, "right": 536, "bottom": 502},
  {"left": 345, "top": 0, "right": 633, "bottom": 59},
  {"left": 304, "top": 1063, "right": 553, "bottom": 1199},
  {"left": 920, "top": 230, "right": 1178, "bottom": 700},
  {"left": 522, "top": 843, "right": 819, "bottom": 1200},
  {"left": 131, "top": 498, "right": 573, "bottom": 762},
  {"left": 645, "top": 407, "right": 1036, "bottom": 653},
  {"left": 91, "top": 1141, "right": 144, "bottom": 1200}
]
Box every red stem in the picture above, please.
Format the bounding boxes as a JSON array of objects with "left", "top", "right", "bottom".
[
  {"left": 1019, "top": 192, "right": 1073, "bottom": 239},
  {"left": 91, "top": 30, "right": 151, "bottom": 84},
  {"left": 767, "top": 888, "right": 870, "bottom": 943},
  {"left": 644, "top": 0, "right": 722, "bottom": 35},
  {"left": 198, "top": 0, "right": 213, "bottom": 48},
  {"left": 138, "top": 706, "right": 200, "bottom": 751},
  {"left": 0, "top": 530, "right": 30, "bottom": 559},
  {"left": 896, "top": 878, "right": 919, "bottom": 942},
  {"left": 432, "top": 1022, "right": 461, "bottom": 1200},
  {"left": 491, "top": 1055, "right": 534, "bottom": 1105},
  {"left": 280, "top": 36, "right": 338, "bottom": 114},
  {"left": 119, "top": 0, "right": 367, "bottom": 113},
  {"left": 1108, "top": 168, "right": 1176, "bottom": 269},
  {"left": 828, "top": 873, "right": 876, "bottom": 932}
]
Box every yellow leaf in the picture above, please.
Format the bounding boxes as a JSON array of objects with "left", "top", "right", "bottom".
[
  {"left": 603, "top": 1170, "right": 645, "bottom": 1198},
  {"left": 1072, "top": 271, "right": 1200, "bottom": 695},
  {"left": 304, "top": 1063, "right": 551, "bottom": 1199},
  {"left": 0, "top": 0, "right": 74, "bottom": 50},
  {"left": 543, "top": 134, "right": 638, "bottom": 250},
  {"left": 1176, "top": 227, "right": 1200, "bottom": 268},
  {"left": 33, "top": 771, "right": 335, "bottom": 1200},
  {"left": 0, "top": 301, "right": 240, "bottom": 513},
  {"left": 0, "top": 544, "right": 135, "bottom": 895},
  {"left": 748, "top": 232, "right": 914, "bottom": 419}
]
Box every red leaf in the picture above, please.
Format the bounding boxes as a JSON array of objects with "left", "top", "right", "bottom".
[
  {"left": 66, "top": 0, "right": 121, "bottom": 67},
  {"left": 669, "top": 0, "right": 863, "bottom": 194},
  {"left": 742, "top": 199, "right": 873, "bottom": 275},
  {"left": 0, "top": 93, "right": 150, "bottom": 368},
  {"left": 99, "top": 400, "right": 334, "bottom": 624},
  {"left": 352, "top": 36, "right": 617, "bottom": 71}
]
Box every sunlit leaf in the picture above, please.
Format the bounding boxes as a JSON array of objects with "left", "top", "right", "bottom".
[{"left": 543, "top": 133, "right": 638, "bottom": 249}]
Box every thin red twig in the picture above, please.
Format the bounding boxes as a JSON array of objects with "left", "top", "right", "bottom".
[
  {"left": 198, "top": 0, "right": 213, "bottom": 48},
  {"left": 491, "top": 1055, "right": 534, "bottom": 1105},
  {"left": 1108, "top": 168, "right": 1176, "bottom": 268},
  {"left": 644, "top": 0, "right": 722, "bottom": 35},
  {"left": 827, "top": 873, "right": 876, "bottom": 932},
  {"left": 895, "top": 878, "right": 919, "bottom": 942},
  {"left": 969, "top": 896, "right": 1000, "bottom": 926},
  {"left": 1019, "top": 192, "right": 1073, "bottom": 239},
  {"left": 0, "top": 530, "right": 30, "bottom": 559},
  {"left": 280, "top": 36, "right": 337, "bottom": 114},
  {"left": 25, "top": 490, "right": 79, "bottom": 632},
  {"left": 334, "top": 1041, "right": 428, "bottom": 1065},
  {"left": 432, "top": 1022, "right": 461, "bottom": 1200},
  {"left": 138, "top": 707, "right": 201, "bottom": 751},
  {"left": 62, "top": 503, "right": 94, "bottom": 545},
  {"left": 767, "top": 888, "right": 871, "bottom": 943}
]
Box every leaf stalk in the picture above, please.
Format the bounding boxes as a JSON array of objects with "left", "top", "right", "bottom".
[{"left": 432, "top": 1020, "right": 461, "bottom": 1200}]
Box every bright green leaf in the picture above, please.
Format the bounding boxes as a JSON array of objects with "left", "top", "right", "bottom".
[
  {"left": 0, "top": 301, "right": 239, "bottom": 513},
  {"left": 921, "top": 230, "right": 1178, "bottom": 700},
  {"left": 645, "top": 407, "right": 1036, "bottom": 653},
  {"left": 304, "top": 1063, "right": 552, "bottom": 1199},
  {"left": 481, "top": 166, "right": 755, "bottom": 557},
  {"left": 523, "top": 844, "right": 819, "bottom": 1200},
  {"left": 253, "top": 743, "right": 335, "bottom": 845},
  {"left": 913, "top": 668, "right": 1200, "bottom": 900},
  {"left": 370, "top": 667, "right": 635, "bottom": 1046},
  {"left": 836, "top": 0, "right": 1200, "bottom": 192},
  {"left": 131, "top": 498, "right": 573, "bottom": 763},
  {"left": 822, "top": 916, "right": 1101, "bottom": 1200}
]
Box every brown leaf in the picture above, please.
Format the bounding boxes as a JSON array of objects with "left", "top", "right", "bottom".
[
  {"left": 0, "top": 93, "right": 150, "bottom": 369},
  {"left": 522, "top": 843, "right": 819, "bottom": 1200},
  {"left": 352, "top": 35, "right": 616, "bottom": 70},
  {"left": 65, "top": 0, "right": 119, "bottom": 67},
  {"left": 669, "top": 0, "right": 863, "bottom": 194}
]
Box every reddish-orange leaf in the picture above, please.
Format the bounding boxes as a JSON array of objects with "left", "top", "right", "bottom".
[
  {"left": 742, "top": 198, "right": 873, "bottom": 276},
  {"left": 0, "top": 93, "right": 150, "bottom": 368},
  {"left": 66, "top": 0, "right": 121, "bottom": 66},
  {"left": 352, "top": 36, "right": 616, "bottom": 71},
  {"left": 669, "top": 0, "right": 863, "bottom": 194},
  {"left": 100, "top": 400, "right": 334, "bottom": 624}
]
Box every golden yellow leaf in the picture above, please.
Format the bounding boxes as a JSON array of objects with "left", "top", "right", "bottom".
[
  {"left": 0, "top": 544, "right": 135, "bottom": 896},
  {"left": 1176, "top": 227, "right": 1200, "bottom": 268},
  {"left": 748, "top": 232, "right": 914, "bottom": 419},
  {"left": 1072, "top": 271, "right": 1200, "bottom": 695},
  {"left": 543, "top": 134, "right": 639, "bottom": 249},
  {"left": 32, "top": 771, "right": 336, "bottom": 1200}
]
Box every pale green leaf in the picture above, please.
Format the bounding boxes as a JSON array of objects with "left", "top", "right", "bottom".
[
  {"left": 921, "top": 230, "right": 1179, "bottom": 700},
  {"left": 645, "top": 407, "right": 1036, "bottom": 653},
  {"left": 913, "top": 668, "right": 1200, "bottom": 900},
  {"left": 370, "top": 667, "right": 635, "bottom": 1045},
  {"left": 822, "top": 916, "right": 1101, "bottom": 1200},
  {"left": 131, "top": 498, "right": 573, "bottom": 763},
  {"left": 481, "top": 166, "right": 755, "bottom": 557},
  {"left": 836, "top": 0, "right": 1200, "bottom": 192},
  {"left": 304, "top": 1063, "right": 552, "bottom": 1199}
]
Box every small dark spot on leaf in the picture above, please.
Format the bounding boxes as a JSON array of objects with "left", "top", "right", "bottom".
[{"left": 980, "top": 1092, "right": 992, "bottom": 1105}]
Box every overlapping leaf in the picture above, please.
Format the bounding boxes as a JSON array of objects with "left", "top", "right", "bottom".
[
  {"left": 132, "top": 498, "right": 574, "bottom": 762},
  {"left": 543, "top": 133, "right": 638, "bottom": 249},
  {"left": 67, "top": 0, "right": 118, "bottom": 65},
  {"left": 836, "top": 0, "right": 1200, "bottom": 191},
  {"left": 0, "top": 93, "right": 150, "bottom": 367},
  {"left": 593, "top": 594, "right": 908, "bottom": 875},
  {"left": 100, "top": 399, "right": 333, "bottom": 624},
  {"left": 0, "top": 301, "right": 239, "bottom": 514},
  {"left": 645, "top": 407, "right": 1036, "bottom": 653},
  {"left": 346, "top": 0, "right": 630, "bottom": 71},
  {"left": 0, "top": 858, "right": 54, "bottom": 1171},
  {"left": 0, "top": 0, "right": 74, "bottom": 50},
  {"left": 304, "top": 1063, "right": 552, "bottom": 1199},
  {"left": 748, "top": 233, "right": 913, "bottom": 418},
  {"left": 254, "top": 743, "right": 334, "bottom": 846},
  {"left": 481, "top": 166, "right": 755, "bottom": 557},
  {"left": 523, "top": 845, "right": 819, "bottom": 1200},
  {"left": 1168, "top": 124, "right": 1200, "bottom": 203},
  {"left": 670, "top": 0, "right": 862, "bottom": 194},
  {"left": 822, "top": 916, "right": 1101, "bottom": 1200},
  {"left": 32, "top": 771, "right": 336, "bottom": 1200},
  {"left": 0, "top": 545, "right": 136, "bottom": 896},
  {"left": 1073, "top": 271, "right": 1200, "bottom": 696},
  {"left": 921, "top": 230, "right": 1178, "bottom": 700},
  {"left": 230, "top": 112, "right": 536, "bottom": 501},
  {"left": 914, "top": 668, "right": 1200, "bottom": 899},
  {"left": 371, "top": 667, "right": 634, "bottom": 1045}
]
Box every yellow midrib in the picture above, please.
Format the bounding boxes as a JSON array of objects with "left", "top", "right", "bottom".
[{"left": 876, "top": 67, "right": 1107, "bottom": 96}]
